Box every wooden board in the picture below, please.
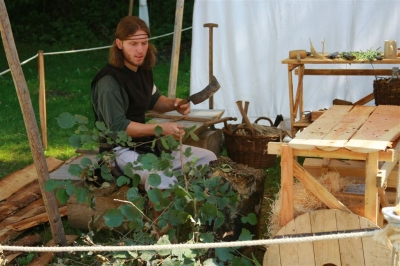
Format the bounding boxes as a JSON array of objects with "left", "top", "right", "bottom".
[
  {"left": 147, "top": 109, "right": 225, "bottom": 135},
  {"left": 263, "top": 209, "right": 392, "bottom": 266},
  {"left": 289, "top": 105, "right": 400, "bottom": 153},
  {"left": 345, "top": 105, "right": 400, "bottom": 153},
  {"left": 289, "top": 105, "right": 353, "bottom": 150},
  {"left": 0, "top": 157, "right": 64, "bottom": 201}
]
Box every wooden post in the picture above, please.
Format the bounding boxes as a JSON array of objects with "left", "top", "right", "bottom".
[
  {"left": 0, "top": 0, "right": 67, "bottom": 246},
  {"left": 38, "top": 50, "right": 48, "bottom": 150},
  {"left": 167, "top": 0, "right": 184, "bottom": 98},
  {"left": 128, "top": 0, "right": 134, "bottom": 16},
  {"left": 280, "top": 144, "right": 294, "bottom": 226}
]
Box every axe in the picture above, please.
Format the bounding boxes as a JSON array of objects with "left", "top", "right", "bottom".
[{"left": 178, "top": 76, "right": 220, "bottom": 106}]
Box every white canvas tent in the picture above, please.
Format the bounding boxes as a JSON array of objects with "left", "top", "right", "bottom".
[{"left": 190, "top": 0, "right": 400, "bottom": 131}]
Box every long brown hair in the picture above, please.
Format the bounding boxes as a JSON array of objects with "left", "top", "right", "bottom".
[{"left": 109, "top": 16, "right": 157, "bottom": 70}]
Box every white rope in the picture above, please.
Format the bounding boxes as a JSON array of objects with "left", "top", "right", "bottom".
[
  {"left": 0, "top": 27, "right": 192, "bottom": 76},
  {"left": 0, "top": 230, "right": 378, "bottom": 253}
]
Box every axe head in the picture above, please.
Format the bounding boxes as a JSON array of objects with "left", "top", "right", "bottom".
[{"left": 178, "top": 76, "right": 220, "bottom": 106}]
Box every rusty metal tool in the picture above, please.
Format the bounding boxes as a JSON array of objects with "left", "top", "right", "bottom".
[{"left": 178, "top": 75, "right": 220, "bottom": 106}]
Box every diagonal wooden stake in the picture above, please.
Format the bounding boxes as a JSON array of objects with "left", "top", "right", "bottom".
[{"left": 0, "top": 0, "right": 67, "bottom": 246}]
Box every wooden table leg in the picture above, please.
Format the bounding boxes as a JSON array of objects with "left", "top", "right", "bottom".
[
  {"left": 365, "top": 152, "right": 379, "bottom": 224},
  {"left": 280, "top": 144, "right": 294, "bottom": 226}
]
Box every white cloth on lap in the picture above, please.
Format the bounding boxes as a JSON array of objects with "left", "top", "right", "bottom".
[{"left": 114, "top": 145, "right": 216, "bottom": 191}]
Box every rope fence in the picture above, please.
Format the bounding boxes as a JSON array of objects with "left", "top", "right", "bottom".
[{"left": 0, "top": 230, "right": 380, "bottom": 253}]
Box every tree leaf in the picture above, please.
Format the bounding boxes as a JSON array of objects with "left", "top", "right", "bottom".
[
  {"left": 74, "top": 114, "right": 88, "bottom": 124},
  {"left": 68, "top": 164, "right": 82, "bottom": 177},
  {"left": 147, "top": 188, "right": 163, "bottom": 204},
  {"left": 215, "top": 247, "right": 235, "bottom": 262},
  {"left": 69, "top": 134, "right": 82, "bottom": 148},
  {"left": 120, "top": 204, "right": 142, "bottom": 221},
  {"left": 148, "top": 173, "right": 161, "bottom": 187},
  {"left": 75, "top": 187, "right": 87, "bottom": 203},
  {"left": 65, "top": 184, "right": 75, "bottom": 195},
  {"left": 95, "top": 121, "right": 107, "bottom": 131},
  {"left": 238, "top": 228, "right": 254, "bottom": 241},
  {"left": 126, "top": 187, "right": 141, "bottom": 202},
  {"left": 156, "top": 235, "right": 171, "bottom": 256},
  {"left": 103, "top": 209, "right": 124, "bottom": 228},
  {"left": 200, "top": 232, "right": 214, "bottom": 243},
  {"left": 183, "top": 146, "right": 192, "bottom": 158},
  {"left": 56, "top": 112, "right": 75, "bottom": 129},
  {"left": 56, "top": 188, "right": 69, "bottom": 204},
  {"left": 154, "top": 125, "right": 163, "bottom": 136},
  {"left": 80, "top": 157, "right": 93, "bottom": 167},
  {"left": 117, "top": 176, "right": 130, "bottom": 186},
  {"left": 241, "top": 213, "right": 258, "bottom": 225},
  {"left": 44, "top": 179, "right": 58, "bottom": 192}
]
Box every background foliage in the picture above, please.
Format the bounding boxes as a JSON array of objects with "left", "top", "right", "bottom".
[{"left": 4, "top": 0, "right": 195, "bottom": 51}]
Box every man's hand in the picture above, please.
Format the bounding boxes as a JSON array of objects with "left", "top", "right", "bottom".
[
  {"left": 174, "top": 98, "right": 190, "bottom": 117},
  {"left": 161, "top": 122, "right": 185, "bottom": 138}
]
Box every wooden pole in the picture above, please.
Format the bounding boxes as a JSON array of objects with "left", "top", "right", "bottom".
[
  {"left": 167, "top": 0, "right": 184, "bottom": 98},
  {"left": 38, "top": 50, "right": 48, "bottom": 150},
  {"left": 0, "top": 0, "right": 67, "bottom": 246},
  {"left": 128, "top": 0, "right": 134, "bottom": 16}
]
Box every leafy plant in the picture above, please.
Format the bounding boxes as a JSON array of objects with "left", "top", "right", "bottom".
[
  {"left": 340, "top": 47, "right": 382, "bottom": 62},
  {"left": 45, "top": 112, "right": 260, "bottom": 264}
]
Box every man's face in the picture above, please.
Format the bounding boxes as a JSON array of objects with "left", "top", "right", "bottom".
[{"left": 116, "top": 29, "right": 149, "bottom": 71}]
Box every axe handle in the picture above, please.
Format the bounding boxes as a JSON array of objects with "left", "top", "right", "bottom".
[{"left": 177, "top": 98, "right": 189, "bottom": 106}]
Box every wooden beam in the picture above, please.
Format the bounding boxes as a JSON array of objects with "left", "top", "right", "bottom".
[
  {"left": 280, "top": 144, "right": 294, "bottom": 226},
  {"left": 167, "top": 0, "right": 184, "bottom": 98},
  {"left": 268, "top": 142, "right": 394, "bottom": 162},
  {"left": 0, "top": 1, "right": 67, "bottom": 246},
  {"left": 293, "top": 160, "right": 351, "bottom": 212},
  {"left": 295, "top": 69, "right": 393, "bottom": 76}
]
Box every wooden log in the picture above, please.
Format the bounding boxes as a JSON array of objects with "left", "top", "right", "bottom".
[
  {"left": 4, "top": 233, "right": 42, "bottom": 257},
  {"left": 0, "top": 1, "right": 67, "bottom": 246}
]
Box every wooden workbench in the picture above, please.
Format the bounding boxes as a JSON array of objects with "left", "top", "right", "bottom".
[
  {"left": 268, "top": 105, "right": 400, "bottom": 226},
  {"left": 281, "top": 55, "right": 400, "bottom": 136}
]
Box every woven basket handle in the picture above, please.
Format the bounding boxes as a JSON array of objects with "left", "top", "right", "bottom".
[{"left": 254, "top": 117, "right": 273, "bottom": 126}]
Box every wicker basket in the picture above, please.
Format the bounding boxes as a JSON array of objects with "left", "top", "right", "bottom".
[
  {"left": 222, "top": 117, "right": 284, "bottom": 169},
  {"left": 373, "top": 77, "right": 400, "bottom": 106}
]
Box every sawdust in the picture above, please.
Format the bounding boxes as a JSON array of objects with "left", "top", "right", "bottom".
[{"left": 266, "top": 171, "right": 352, "bottom": 238}]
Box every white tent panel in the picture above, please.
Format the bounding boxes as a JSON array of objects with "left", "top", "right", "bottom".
[{"left": 190, "top": 0, "right": 400, "bottom": 130}]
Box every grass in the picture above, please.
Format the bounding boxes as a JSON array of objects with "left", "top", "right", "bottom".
[{"left": 0, "top": 43, "right": 191, "bottom": 178}]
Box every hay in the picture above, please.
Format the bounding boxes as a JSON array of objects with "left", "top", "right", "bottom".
[{"left": 266, "top": 171, "right": 352, "bottom": 238}]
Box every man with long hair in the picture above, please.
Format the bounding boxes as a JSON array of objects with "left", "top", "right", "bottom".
[{"left": 91, "top": 16, "right": 216, "bottom": 190}]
